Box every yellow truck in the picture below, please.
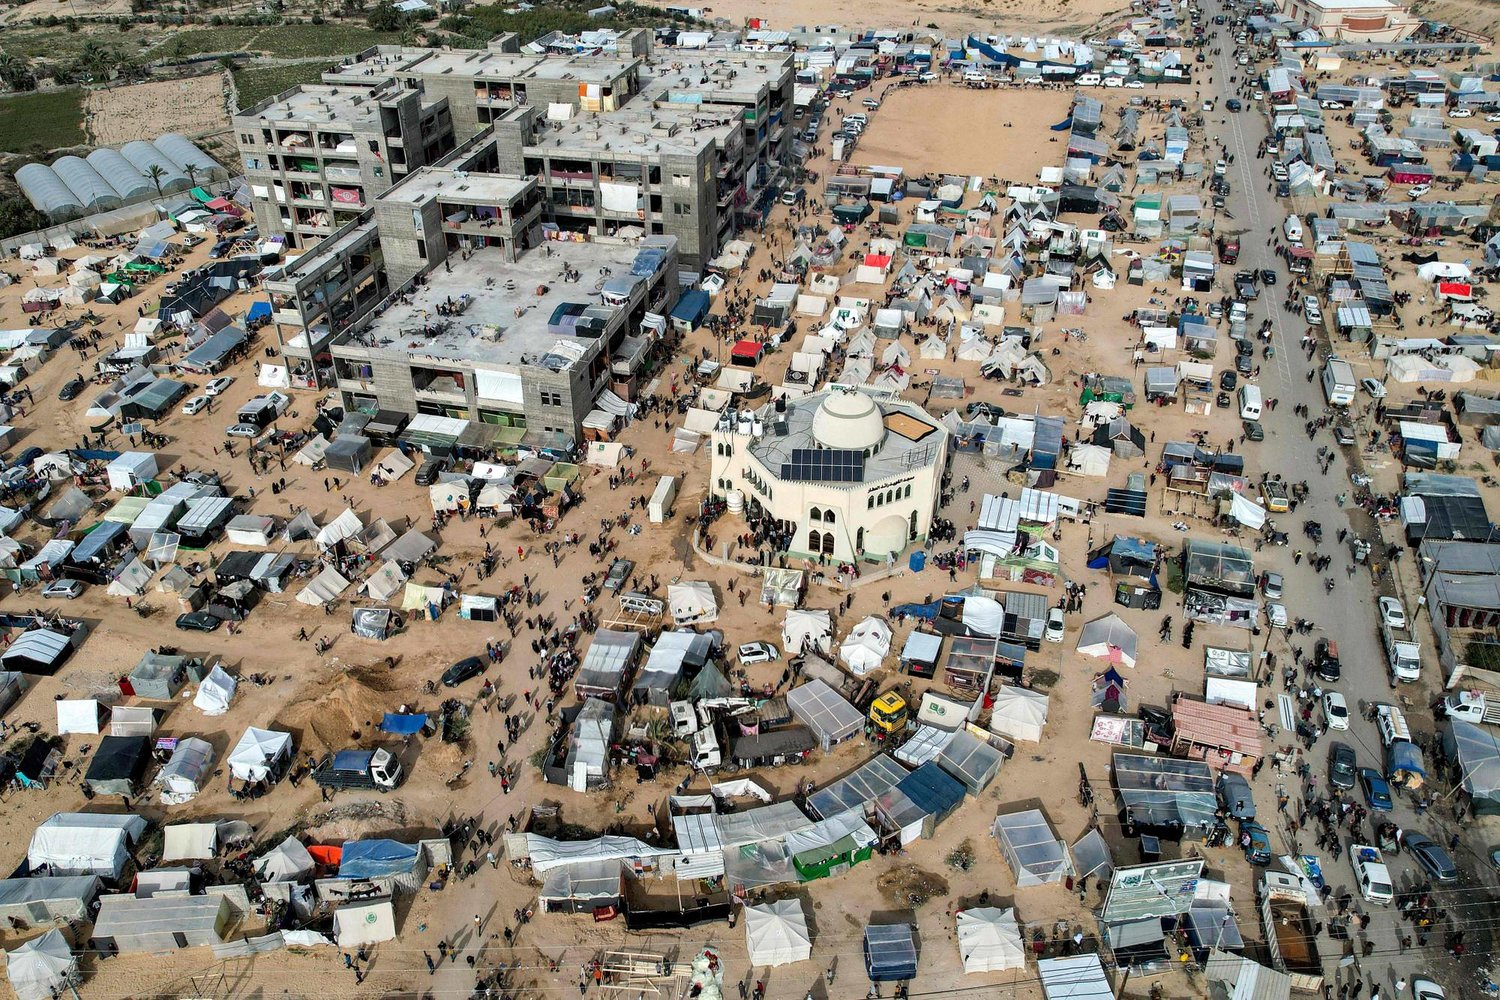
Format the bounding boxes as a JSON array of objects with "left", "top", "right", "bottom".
[
  {"left": 1262, "top": 478, "right": 1289, "bottom": 513},
  {"left": 869, "top": 691, "right": 909, "bottom": 737}
]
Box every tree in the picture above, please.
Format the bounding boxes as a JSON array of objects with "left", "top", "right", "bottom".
[
  {"left": 366, "top": 0, "right": 401, "bottom": 30},
  {"left": 0, "top": 197, "right": 48, "bottom": 243},
  {"left": 145, "top": 164, "right": 168, "bottom": 196},
  {"left": 0, "top": 53, "right": 37, "bottom": 93},
  {"left": 185, "top": 163, "right": 201, "bottom": 190}
]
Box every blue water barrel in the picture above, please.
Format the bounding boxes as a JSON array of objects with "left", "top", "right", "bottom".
[{"left": 908, "top": 551, "right": 927, "bottom": 572}]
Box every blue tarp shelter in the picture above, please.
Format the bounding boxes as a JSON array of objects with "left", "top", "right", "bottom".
[
  {"left": 864, "top": 923, "right": 918, "bottom": 980},
  {"left": 895, "top": 761, "right": 965, "bottom": 823},
  {"left": 338, "top": 840, "right": 420, "bottom": 879},
  {"left": 246, "top": 301, "right": 272, "bottom": 323},
  {"left": 379, "top": 713, "right": 427, "bottom": 735},
  {"left": 671, "top": 290, "right": 711, "bottom": 330}
]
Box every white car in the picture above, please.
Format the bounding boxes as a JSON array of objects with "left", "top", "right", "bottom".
[
  {"left": 1449, "top": 108, "right": 1473, "bottom": 118},
  {"left": 1409, "top": 183, "right": 1431, "bottom": 198},
  {"left": 1379, "top": 596, "right": 1407, "bottom": 630},
  {"left": 738, "top": 641, "right": 781, "bottom": 666},
  {"left": 1103, "top": 76, "right": 1124, "bottom": 88},
  {"left": 1488, "top": 113, "right": 1500, "bottom": 123},
  {"left": 42, "top": 579, "right": 84, "bottom": 600},
  {"left": 1045, "top": 607, "right": 1066, "bottom": 642},
  {"left": 1412, "top": 978, "right": 1445, "bottom": 1000},
  {"left": 1214, "top": 159, "right": 1228, "bottom": 176},
  {"left": 1237, "top": 54, "right": 1250, "bottom": 65},
  {"left": 1360, "top": 377, "right": 1387, "bottom": 399},
  {"left": 1323, "top": 692, "right": 1350, "bottom": 731},
  {"left": 1252, "top": 90, "right": 1264, "bottom": 101},
  {"left": 204, "top": 376, "right": 235, "bottom": 397},
  {"left": 1320, "top": 100, "right": 1345, "bottom": 110},
  {"left": 1266, "top": 603, "right": 1287, "bottom": 628},
  {"left": 1124, "top": 79, "right": 1145, "bottom": 89},
  {"left": 181, "top": 395, "right": 210, "bottom": 415},
  {"left": 1303, "top": 296, "right": 1323, "bottom": 324}
]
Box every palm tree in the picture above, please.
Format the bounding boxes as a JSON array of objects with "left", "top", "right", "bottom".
[
  {"left": 185, "top": 163, "right": 201, "bottom": 191},
  {"left": 145, "top": 164, "right": 167, "bottom": 196}
]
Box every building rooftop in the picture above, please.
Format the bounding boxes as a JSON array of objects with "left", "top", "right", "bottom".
[
  {"left": 403, "top": 49, "right": 634, "bottom": 82},
  {"left": 741, "top": 388, "right": 945, "bottom": 486},
  {"left": 1302, "top": 0, "right": 1402, "bottom": 8},
  {"left": 351, "top": 241, "right": 643, "bottom": 370},
  {"left": 323, "top": 46, "right": 439, "bottom": 84},
  {"left": 240, "top": 84, "right": 402, "bottom": 128},
  {"left": 379, "top": 167, "right": 534, "bottom": 207},
  {"left": 527, "top": 106, "right": 738, "bottom": 157},
  {"left": 638, "top": 51, "right": 791, "bottom": 103}
]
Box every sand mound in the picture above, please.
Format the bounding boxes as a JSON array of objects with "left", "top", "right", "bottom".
[
  {"left": 877, "top": 866, "right": 950, "bottom": 908},
  {"left": 275, "top": 674, "right": 391, "bottom": 753}
]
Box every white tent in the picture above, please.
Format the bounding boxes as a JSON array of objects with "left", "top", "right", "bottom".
[
  {"left": 256, "top": 836, "right": 315, "bottom": 883},
  {"left": 956, "top": 907, "right": 1025, "bottom": 973},
  {"left": 29, "top": 813, "right": 147, "bottom": 877},
  {"left": 667, "top": 582, "right": 718, "bottom": 625},
  {"left": 333, "top": 899, "right": 396, "bottom": 947},
  {"left": 296, "top": 566, "right": 350, "bottom": 605},
  {"left": 229, "top": 727, "right": 293, "bottom": 782},
  {"left": 361, "top": 560, "right": 408, "bottom": 602},
  {"left": 293, "top": 435, "right": 329, "bottom": 465},
  {"left": 56, "top": 699, "right": 102, "bottom": 735},
  {"left": 192, "top": 665, "right": 236, "bottom": 715},
  {"left": 106, "top": 452, "right": 157, "bottom": 491},
  {"left": 373, "top": 449, "right": 414, "bottom": 481},
  {"left": 315, "top": 509, "right": 363, "bottom": 550},
  {"left": 430, "top": 480, "right": 470, "bottom": 513},
  {"left": 1076, "top": 613, "right": 1137, "bottom": 669},
  {"left": 109, "top": 705, "right": 156, "bottom": 737},
  {"left": 157, "top": 738, "right": 215, "bottom": 803},
  {"left": 744, "top": 898, "right": 812, "bottom": 967},
  {"left": 988, "top": 687, "right": 1050, "bottom": 743},
  {"left": 107, "top": 556, "right": 152, "bottom": 597},
  {"left": 6, "top": 930, "right": 76, "bottom": 1000},
  {"left": 783, "top": 609, "right": 832, "bottom": 655},
  {"left": 226, "top": 514, "right": 278, "bottom": 546},
  {"left": 839, "top": 616, "right": 892, "bottom": 675},
  {"left": 586, "top": 441, "right": 626, "bottom": 467},
  {"left": 161, "top": 822, "right": 218, "bottom": 861}
]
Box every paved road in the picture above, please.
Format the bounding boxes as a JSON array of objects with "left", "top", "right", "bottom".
[{"left": 1203, "top": 7, "right": 1491, "bottom": 995}]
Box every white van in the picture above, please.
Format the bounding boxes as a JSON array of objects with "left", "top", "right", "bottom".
[
  {"left": 1282, "top": 214, "right": 1303, "bottom": 244},
  {"left": 1238, "top": 384, "right": 1262, "bottom": 420},
  {"left": 962, "top": 70, "right": 989, "bottom": 85},
  {"left": 1375, "top": 704, "right": 1411, "bottom": 747},
  {"left": 1077, "top": 73, "right": 1102, "bottom": 87}
]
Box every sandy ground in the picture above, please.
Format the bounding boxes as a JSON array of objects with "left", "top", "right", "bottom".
[
  {"left": 0, "top": 28, "right": 1498, "bottom": 1000},
  {"left": 851, "top": 84, "right": 1074, "bottom": 180},
  {"left": 83, "top": 75, "right": 232, "bottom": 147},
  {"left": 704, "top": 0, "right": 1131, "bottom": 37},
  {"left": 1409, "top": 0, "right": 1500, "bottom": 43}
]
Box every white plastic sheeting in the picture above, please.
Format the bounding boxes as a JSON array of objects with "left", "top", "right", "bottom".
[
  {"left": 161, "top": 822, "right": 218, "bottom": 861},
  {"left": 1076, "top": 613, "right": 1138, "bottom": 668},
  {"left": 667, "top": 581, "right": 717, "bottom": 625},
  {"left": 988, "top": 687, "right": 1050, "bottom": 743},
  {"left": 956, "top": 907, "right": 1025, "bottom": 973},
  {"left": 296, "top": 566, "right": 350, "bottom": 605},
  {"left": 782, "top": 609, "right": 832, "bottom": 655},
  {"left": 744, "top": 899, "right": 812, "bottom": 967},
  {"left": 229, "top": 727, "right": 292, "bottom": 782},
  {"left": 192, "top": 665, "right": 236, "bottom": 715},
  {"left": 28, "top": 813, "right": 146, "bottom": 877},
  {"left": 6, "top": 929, "right": 75, "bottom": 1000},
  {"left": 839, "top": 617, "right": 892, "bottom": 675},
  {"left": 56, "top": 699, "right": 102, "bottom": 735}
]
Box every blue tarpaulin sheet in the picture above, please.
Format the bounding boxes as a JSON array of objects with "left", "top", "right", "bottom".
[
  {"left": 246, "top": 301, "right": 272, "bottom": 322},
  {"left": 1388, "top": 740, "right": 1425, "bottom": 779},
  {"left": 379, "top": 713, "right": 427, "bottom": 735},
  {"left": 338, "top": 839, "right": 420, "bottom": 879}
]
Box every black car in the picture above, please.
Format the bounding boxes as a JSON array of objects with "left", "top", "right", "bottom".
[
  {"left": 1259, "top": 268, "right": 1278, "bottom": 286},
  {"left": 1403, "top": 833, "right": 1458, "bottom": 882},
  {"left": 415, "top": 456, "right": 449, "bottom": 487},
  {"left": 1235, "top": 338, "right": 1254, "bottom": 358},
  {"left": 1329, "top": 742, "right": 1357, "bottom": 790},
  {"left": 441, "top": 656, "right": 485, "bottom": 687},
  {"left": 1219, "top": 370, "right": 1238, "bottom": 391},
  {"left": 58, "top": 376, "right": 85, "bottom": 401},
  {"left": 1235, "top": 353, "right": 1254, "bottom": 375},
  {"left": 1314, "top": 638, "right": 1341, "bottom": 682},
  {"left": 176, "top": 611, "right": 222, "bottom": 633},
  {"left": 1243, "top": 419, "right": 1264, "bottom": 442},
  {"left": 1226, "top": 97, "right": 1241, "bottom": 111},
  {"left": 1276, "top": 181, "right": 1290, "bottom": 198}
]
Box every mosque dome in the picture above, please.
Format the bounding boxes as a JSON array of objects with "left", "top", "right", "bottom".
[{"left": 811, "top": 389, "right": 884, "bottom": 452}]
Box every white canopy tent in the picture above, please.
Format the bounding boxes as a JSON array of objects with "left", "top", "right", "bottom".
[
  {"left": 839, "top": 616, "right": 892, "bottom": 675},
  {"left": 29, "top": 813, "right": 146, "bottom": 877},
  {"left": 5, "top": 930, "right": 76, "bottom": 1000},
  {"left": 296, "top": 566, "right": 350, "bottom": 605},
  {"left": 988, "top": 687, "right": 1050, "bottom": 743},
  {"left": 333, "top": 899, "right": 396, "bottom": 947},
  {"left": 161, "top": 822, "right": 218, "bottom": 861},
  {"left": 157, "top": 738, "right": 215, "bottom": 803},
  {"left": 783, "top": 609, "right": 832, "bottom": 655},
  {"left": 229, "top": 727, "right": 292, "bottom": 782},
  {"left": 256, "top": 836, "right": 315, "bottom": 883},
  {"left": 744, "top": 898, "right": 812, "bottom": 967},
  {"left": 315, "top": 509, "right": 363, "bottom": 550},
  {"left": 667, "top": 581, "right": 718, "bottom": 625},
  {"left": 373, "top": 449, "right": 414, "bottom": 481},
  {"left": 956, "top": 907, "right": 1026, "bottom": 973}
]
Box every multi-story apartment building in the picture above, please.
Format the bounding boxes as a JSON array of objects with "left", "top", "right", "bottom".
[
  {"left": 236, "top": 40, "right": 793, "bottom": 269},
  {"left": 233, "top": 83, "right": 456, "bottom": 248}
]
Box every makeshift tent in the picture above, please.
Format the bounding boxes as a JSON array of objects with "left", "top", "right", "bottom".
[
  {"left": 632, "top": 631, "right": 711, "bottom": 707},
  {"left": 92, "top": 894, "right": 227, "bottom": 952},
  {"left": 787, "top": 679, "right": 864, "bottom": 749},
  {"left": 373, "top": 449, "right": 414, "bottom": 481},
  {"left": 783, "top": 609, "right": 831, "bottom": 654},
  {"left": 225, "top": 514, "right": 277, "bottom": 546},
  {"left": 667, "top": 581, "right": 718, "bottom": 625},
  {"left": 295, "top": 566, "right": 349, "bottom": 605},
  {"left": 84, "top": 735, "right": 148, "bottom": 796},
  {"left": 839, "top": 616, "right": 892, "bottom": 675},
  {"left": 864, "top": 924, "right": 918, "bottom": 981},
  {"left": 28, "top": 812, "right": 146, "bottom": 877},
  {"left": 338, "top": 840, "right": 420, "bottom": 880},
  {"left": 315, "top": 509, "right": 363, "bottom": 550},
  {"left": 157, "top": 738, "right": 214, "bottom": 803},
  {"left": 957, "top": 907, "right": 1026, "bottom": 973},
  {"left": 192, "top": 664, "right": 236, "bottom": 715},
  {"left": 1203, "top": 950, "right": 1291, "bottom": 1000},
  {"left": 256, "top": 836, "right": 315, "bottom": 883},
  {"left": 333, "top": 899, "right": 397, "bottom": 947},
  {"left": 989, "top": 686, "right": 1050, "bottom": 742},
  {"left": 745, "top": 898, "right": 812, "bottom": 967},
  {"left": 1445, "top": 719, "right": 1500, "bottom": 815},
  {"left": 161, "top": 822, "right": 218, "bottom": 861},
  {"left": 229, "top": 727, "right": 292, "bottom": 782},
  {"left": 5, "top": 930, "right": 76, "bottom": 1000},
  {"left": 1076, "top": 613, "right": 1138, "bottom": 668},
  {"left": 56, "top": 699, "right": 103, "bottom": 735},
  {"left": 1, "top": 629, "right": 75, "bottom": 675},
  {"left": 937, "top": 730, "right": 1004, "bottom": 794},
  {"left": 0, "top": 876, "right": 99, "bottom": 927},
  {"left": 1039, "top": 955, "right": 1114, "bottom": 1000},
  {"left": 992, "top": 808, "right": 1072, "bottom": 887}
]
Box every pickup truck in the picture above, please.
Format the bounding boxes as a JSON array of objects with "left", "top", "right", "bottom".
[
  {"left": 1444, "top": 690, "right": 1500, "bottom": 726},
  {"left": 1384, "top": 623, "right": 1421, "bottom": 684},
  {"left": 1234, "top": 270, "right": 1259, "bottom": 300},
  {"left": 1259, "top": 871, "right": 1323, "bottom": 993},
  {"left": 312, "top": 748, "right": 404, "bottom": 793},
  {"left": 1351, "top": 844, "right": 1394, "bottom": 903},
  {"left": 690, "top": 724, "right": 815, "bottom": 772}
]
